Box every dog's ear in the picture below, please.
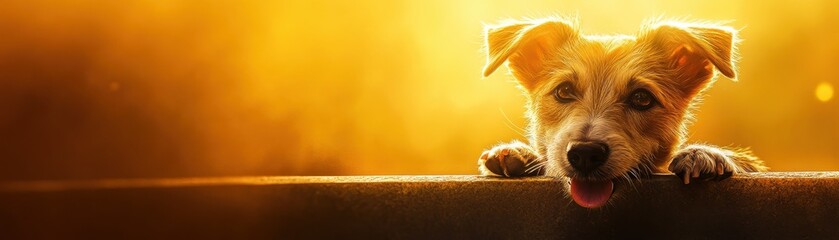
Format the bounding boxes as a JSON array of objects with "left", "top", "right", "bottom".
[
  {"left": 483, "top": 19, "right": 577, "bottom": 90},
  {"left": 642, "top": 22, "right": 738, "bottom": 95}
]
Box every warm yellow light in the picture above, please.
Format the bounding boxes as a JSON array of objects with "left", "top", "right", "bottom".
[{"left": 815, "top": 82, "right": 834, "bottom": 102}]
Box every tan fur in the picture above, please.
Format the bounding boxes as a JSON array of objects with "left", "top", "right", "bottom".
[{"left": 478, "top": 17, "right": 767, "bottom": 189}]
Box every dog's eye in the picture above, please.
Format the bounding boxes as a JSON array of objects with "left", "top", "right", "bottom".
[
  {"left": 628, "top": 89, "right": 656, "bottom": 110},
  {"left": 553, "top": 82, "right": 576, "bottom": 103}
]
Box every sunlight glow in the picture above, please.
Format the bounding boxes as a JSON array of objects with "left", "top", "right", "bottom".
[{"left": 816, "top": 82, "right": 834, "bottom": 102}]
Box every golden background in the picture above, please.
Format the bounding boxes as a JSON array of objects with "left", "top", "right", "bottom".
[{"left": 1, "top": 0, "right": 837, "bottom": 180}]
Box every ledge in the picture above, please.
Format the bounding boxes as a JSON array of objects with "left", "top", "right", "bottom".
[{"left": 1, "top": 172, "right": 838, "bottom": 239}]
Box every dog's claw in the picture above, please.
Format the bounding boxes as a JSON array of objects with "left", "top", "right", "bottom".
[{"left": 670, "top": 145, "right": 737, "bottom": 185}]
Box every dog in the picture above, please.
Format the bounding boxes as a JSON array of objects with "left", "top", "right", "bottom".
[{"left": 477, "top": 17, "right": 768, "bottom": 208}]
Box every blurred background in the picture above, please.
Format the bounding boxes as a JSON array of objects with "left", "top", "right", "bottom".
[{"left": 0, "top": 0, "right": 837, "bottom": 181}]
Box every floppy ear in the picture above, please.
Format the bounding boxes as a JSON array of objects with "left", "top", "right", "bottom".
[
  {"left": 643, "top": 22, "right": 738, "bottom": 95},
  {"left": 483, "top": 19, "right": 577, "bottom": 90}
]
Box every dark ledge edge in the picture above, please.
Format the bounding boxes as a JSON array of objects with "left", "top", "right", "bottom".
[
  {"left": 2, "top": 172, "right": 838, "bottom": 192},
  {"left": 2, "top": 172, "right": 838, "bottom": 239}
]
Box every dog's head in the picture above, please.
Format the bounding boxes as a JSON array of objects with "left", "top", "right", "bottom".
[{"left": 483, "top": 18, "right": 738, "bottom": 208}]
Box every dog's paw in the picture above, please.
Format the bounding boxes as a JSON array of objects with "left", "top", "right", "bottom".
[
  {"left": 478, "top": 141, "right": 542, "bottom": 177},
  {"left": 668, "top": 145, "right": 737, "bottom": 184}
]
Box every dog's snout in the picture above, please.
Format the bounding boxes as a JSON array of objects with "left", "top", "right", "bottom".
[{"left": 567, "top": 141, "right": 610, "bottom": 173}]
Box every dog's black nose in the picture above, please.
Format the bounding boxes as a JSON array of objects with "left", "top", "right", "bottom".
[{"left": 567, "top": 141, "right": 610, "bottom": 173}]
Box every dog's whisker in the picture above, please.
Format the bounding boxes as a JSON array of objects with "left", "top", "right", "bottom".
[
  {"left": 621, "top": 172, "right": 637, "bottom": 192},
  {"left": 525, "top": 161, "right": 547, "bottom": 174},
  {"left": 498, "top": 108, "right": 527, "bottom": 138}
]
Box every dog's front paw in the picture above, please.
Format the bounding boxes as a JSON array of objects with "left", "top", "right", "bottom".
[
  {"left": 668, "top": 145, "right": 737, "bottom": 184},
  {"left": 478, "top": 141, "right": 542, "bottom": 177}
]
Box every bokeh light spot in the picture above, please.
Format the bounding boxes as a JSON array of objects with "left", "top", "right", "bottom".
[{"left": 815, "top": 82, "right": 833, "bottom": 102}]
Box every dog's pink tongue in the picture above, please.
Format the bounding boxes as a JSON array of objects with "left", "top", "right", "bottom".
[{"left": 570, "top": 178, "right": 614, "bottom": 208}]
